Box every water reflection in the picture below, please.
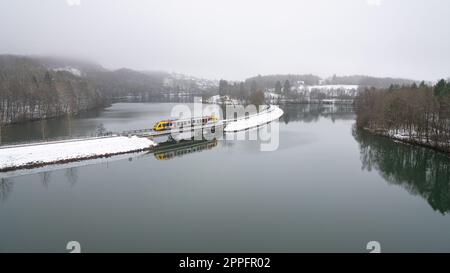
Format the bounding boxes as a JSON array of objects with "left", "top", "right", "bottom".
[
  {"left": 353, "top": 129, "right": 450, "bottom": 214},
  {"left": 40, "top": 171, "right": 51, "bottom": 188},
  {"left": 65, "top": 168, "right": 78, "bottom": 187},
  {"left": 1, "top": 114, "right": 102, "bottom": 145},
  {"left": 154, "top": 139, "right": 218, "bottom": 160},
  {"left": 0, "top": 178, "right": 12, "bottom": 202},
  {"left": 280, "top": 104, "right": 354, "bottom": 124}
]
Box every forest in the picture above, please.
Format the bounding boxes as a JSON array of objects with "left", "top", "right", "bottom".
[{"left": 355, "top": 80, "right": 450, "bottom": 152}]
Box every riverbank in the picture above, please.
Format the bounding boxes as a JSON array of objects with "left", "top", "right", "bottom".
[{"left": 361, "top": 127, "right": 450, "bottom": 155}]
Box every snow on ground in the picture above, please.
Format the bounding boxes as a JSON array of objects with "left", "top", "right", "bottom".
[
  {"left": 0, "top": 136, "right": 156, "bottom": 171},
  {"left": 0, "top": 151, "right": 149, "bottom": 179},
  {"left": 224, "top": 105, "right": 284, "bottom": 132}
]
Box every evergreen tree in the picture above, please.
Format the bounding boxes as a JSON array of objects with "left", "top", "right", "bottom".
[
  {"left": 275, "top": 81, "right": 282, "bottom": 94},
  {"left": 434, "top": 79, "right": 448, "bottom": 97},
  {"left": 219, "top": 79, "right": 228, "bottom": 97}
]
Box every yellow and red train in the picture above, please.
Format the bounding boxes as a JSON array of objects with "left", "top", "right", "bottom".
[{"left": 153, "top": 115, "right": 218, "bottom": 131}]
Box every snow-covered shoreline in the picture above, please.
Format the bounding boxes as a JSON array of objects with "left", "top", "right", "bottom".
[
  {"left": 362, "top": 128, "right": 450, "bottom": 154},
  {"left": 0, "top": 151, "right": 149, "bottom": 179},
  {"left": 224, "top": 105, "right": 284, "bottom": 132},
  {"left": 0, "top": 136, "right": 156, "bottom": 172}
]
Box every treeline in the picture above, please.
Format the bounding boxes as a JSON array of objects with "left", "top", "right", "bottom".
[
  {"left": 245, "top": 74, "right": 321, "bottom": 89},
  {"left": 326, "top": 74, "right": 416, "bottom": 89},
  {"left": 355, "top": 80, "right": 450, "bottom": 152}
]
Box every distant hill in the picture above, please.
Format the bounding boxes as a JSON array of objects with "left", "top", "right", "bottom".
[{"left": 29, "top": 56, "right": 168, "bottom": 97}]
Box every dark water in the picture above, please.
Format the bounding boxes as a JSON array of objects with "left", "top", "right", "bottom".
[{"left": 1, "top": 103, "right": 450, "bottom": 252}]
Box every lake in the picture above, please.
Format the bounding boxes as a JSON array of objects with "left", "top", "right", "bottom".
[{"left": 1, "top": 103, "right": 450, "bottom": 252}]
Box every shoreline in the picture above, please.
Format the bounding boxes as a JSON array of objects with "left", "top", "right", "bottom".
[
  {"left": 0, "top": 136, "right": 156, "bottom": 172},
  {"left": 0, "top": 147, "right": 153, "bottom": 173},
  {"left": 361, "top": 127, "right": 450, "bottom": 155}
]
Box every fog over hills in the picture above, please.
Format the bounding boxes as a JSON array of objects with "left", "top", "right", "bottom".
[{"left": 1, "top": 0, "right": 450, "bottom": 81}]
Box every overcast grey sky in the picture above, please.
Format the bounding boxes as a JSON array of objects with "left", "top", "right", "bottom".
[{"left": 0, "top": 0, "right": 449, "bottom": 81}]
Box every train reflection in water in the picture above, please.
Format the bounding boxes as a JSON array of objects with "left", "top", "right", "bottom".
[{"left": 153, "top": 138, "right": 218, "bottom": 160}]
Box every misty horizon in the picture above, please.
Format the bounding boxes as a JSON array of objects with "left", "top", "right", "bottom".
[{"left": 1, "top": 0, "right": 450, "bottom": 81}]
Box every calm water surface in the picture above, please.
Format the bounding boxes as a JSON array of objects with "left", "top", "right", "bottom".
[{"left": 1, "top": 103, "right": 449, "bottom": 252}]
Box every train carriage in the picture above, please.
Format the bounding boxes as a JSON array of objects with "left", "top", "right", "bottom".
[{"left": 153, "top": 115, "right": 218, "bottom": 131}]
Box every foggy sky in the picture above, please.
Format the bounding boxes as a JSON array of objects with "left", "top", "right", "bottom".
[{"left": 1, "top": 0, "right": 449, "bottom": 81}]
